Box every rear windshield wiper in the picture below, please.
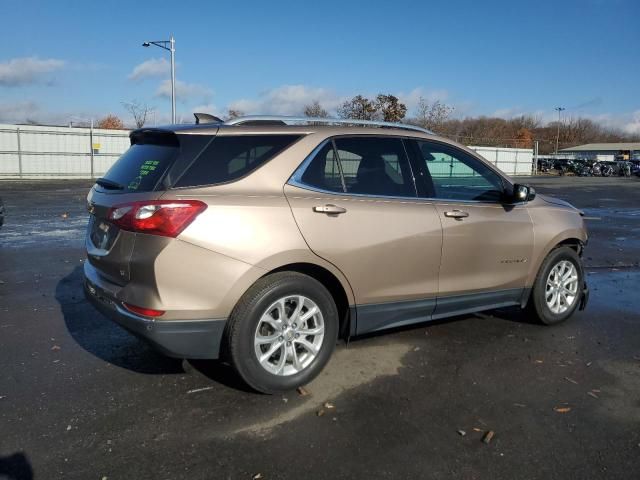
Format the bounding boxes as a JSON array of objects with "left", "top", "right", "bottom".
[{"left": 95, "top": 178, "right": 125, "bottom": 190}]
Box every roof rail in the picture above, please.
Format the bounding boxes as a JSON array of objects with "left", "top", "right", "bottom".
[{"left": 224, "top": 115, "right": 433, "bottom": 134}]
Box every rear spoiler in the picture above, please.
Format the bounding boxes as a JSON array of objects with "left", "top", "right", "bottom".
[{"left": 129, "top": 128, "right": 179, "bottom": 146}]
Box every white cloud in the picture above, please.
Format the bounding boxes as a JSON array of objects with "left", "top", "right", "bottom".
[
  {"left": 0, "top": 100, "right": 103, "bottom": 126},
  {"left": 396, "top": 87, "right": 449, "bottom": 114},
  {"left": 155, "top": 79, "right": 212, "bottom": 103},
  {"left": 0, "top": 101, "right": 42, "bottom": 122},
  {"left": 622, "top": 111, "right": 640, "bottom": 135},
  {"left": 128, "top": 58, "right": 170, "bottom": 81},
  {"left": 586, "top": 111, "right": 640, "bottom": 136},
  {"left": 228, "top": 85, "right": 345, "bottom": 116},
  {"left": 0, "top": 57, "right": 65, "bottom": 87},
  {"left": 227, "top": 85, "right": 453, "bottom": 118},
  {"left": 190, "top": 103, "right": 225, "bottom": 119}
]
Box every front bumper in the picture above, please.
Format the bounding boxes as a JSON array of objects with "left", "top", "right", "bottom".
[{"left": 83, "top": 262, "right": 226, "bottom": 359}]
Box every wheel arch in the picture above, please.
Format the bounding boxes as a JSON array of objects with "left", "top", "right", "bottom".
[
  {"left": 522, "top": 235, "right": 586, "bottom": 308},
  {"left": 263, "top": 262, "right": 354, "bottom": 340}
]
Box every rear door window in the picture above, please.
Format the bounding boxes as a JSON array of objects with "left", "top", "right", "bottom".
[
  {"left": 299, "top": 142, "right": 345, "bottom": 192},
  {"left": 175, "top": 135, "right": 302, "bottom": 188},
  {"left": 333, "top": 137, "right": 416, "bottom": 197}
]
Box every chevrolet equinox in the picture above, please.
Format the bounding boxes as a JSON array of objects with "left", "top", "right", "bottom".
[{"left": 84, "top": 115, "right": 589, "bottom": 393}]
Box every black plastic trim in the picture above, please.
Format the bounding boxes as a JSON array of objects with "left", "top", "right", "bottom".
[
  {"left": 354, "top": 288, "right": 524, "bottom": 335},
  {"left": 83, "top": 264, "right": 226, "bottom": 359}
]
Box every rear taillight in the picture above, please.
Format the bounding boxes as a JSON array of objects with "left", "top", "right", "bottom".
[
  {"left": 108, "top": 200, "right": 207, "bottom": 238},
  {"left": 123, "top": 302, "right": 165, "bottom": 317}
]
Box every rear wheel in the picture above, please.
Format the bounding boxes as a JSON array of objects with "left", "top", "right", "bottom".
[
  {"left": 226, "top": 272, "right": 338, "bottom": 394},
  {"left": 527, "top": 246, "right": 584, "bottom": 325}
]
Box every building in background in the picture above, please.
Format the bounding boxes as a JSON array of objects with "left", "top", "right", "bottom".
[{"left": 559, "top": 143, "right": 640, "bottom": 162}]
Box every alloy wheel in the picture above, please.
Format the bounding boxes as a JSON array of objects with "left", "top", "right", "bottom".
[
  {"left": 253, "top": 295, "right": 325, "bottom": 376},
  {"left": 545, "top": 260, "right": 579, "bottom": 314}
]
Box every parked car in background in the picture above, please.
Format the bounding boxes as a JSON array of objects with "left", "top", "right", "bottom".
[{"left": 83, "top": 116, "right": 589, "bottom": 393}]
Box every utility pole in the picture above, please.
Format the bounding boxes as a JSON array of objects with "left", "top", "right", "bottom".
[
  {"left": 170, "top": 35, "right": 176, "bottom": 124},
  {"left": 554, "top": 106, "right": 565, "bottom": 155},
  {"left": 143, "top": 35, "right": 176, "bottom": 123}
]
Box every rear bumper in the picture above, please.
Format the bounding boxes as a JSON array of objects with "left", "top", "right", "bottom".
[{"left": 83, "top": 262, "right": 226, "bottom": 359}]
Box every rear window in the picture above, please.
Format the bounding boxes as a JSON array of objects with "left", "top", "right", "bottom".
[
  {"left": 99, "top": 132, "right": 179, "bottom": 193},
  {"left": 174, "top": 135, "right": 302, "bottom": 188}
]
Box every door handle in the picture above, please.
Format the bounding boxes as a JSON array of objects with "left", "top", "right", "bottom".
[
  {"left": 444, "top": 209, "right": 469, "bottom": 219},
  {"left": 313, "top": 204, "right": 347, "bottom": 215}
]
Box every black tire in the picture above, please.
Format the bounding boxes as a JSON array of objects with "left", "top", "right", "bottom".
[
  {"left": 226, "top": 271, "right": 338, "bottom": 394},
  {"left": 527, "top": 246, "right": 584, "bottom": 325}
]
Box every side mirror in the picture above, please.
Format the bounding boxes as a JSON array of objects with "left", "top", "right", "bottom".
[{"left": 510, "top": 184, "right": 535, "bottom": 203}]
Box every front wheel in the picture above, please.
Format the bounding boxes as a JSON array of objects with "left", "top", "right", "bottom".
[
  {"left": 226, "top": 272, "right": 338, "bottom": 394},
  {"left": 527, "top": 247, "right": 584, "bottom": 325}
]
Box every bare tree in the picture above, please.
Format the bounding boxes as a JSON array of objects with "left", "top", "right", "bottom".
[
  {"left": 122, "top": 100, "right": 154, "bottom": 128},
  {"left": 226, "top": 109, "right": 244, "bottom": 121},
  {"left": 337, "top": 95, "right": 377, "bottom": 120},
  {"left": 304, "top": 100, "right": 328, "bottom": 118},
  {"left": 412, "top": 98, "right": 453, "bottom": 132},
  {"left": 375, "top": 94, "right": 407, "bottom": 122},
  {"left": 97, "top": 114, "right": 124, "bottom": 130}
]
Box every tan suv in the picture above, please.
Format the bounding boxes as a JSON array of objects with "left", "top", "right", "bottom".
[{"left": 84, "top": 115, "right": 588, "bottom": 393}]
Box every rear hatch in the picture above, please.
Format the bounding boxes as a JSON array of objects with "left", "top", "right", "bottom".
[{"left": 86, "top": 128, "right": 213, "bottom": 285}]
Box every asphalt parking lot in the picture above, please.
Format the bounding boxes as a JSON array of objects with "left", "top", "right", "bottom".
[{"left": 1, "top": 176, "right": 639, "bottom": 480}]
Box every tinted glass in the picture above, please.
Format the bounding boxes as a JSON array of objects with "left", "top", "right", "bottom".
[
  {"left": 100, "top": 136, "right": 177, "bottom": 193},
  {"left": 415, "top": 141, "right": 504, "bottom": 201},
  {"left": 299, "top": 142, "right": 344, "bottom": 192},
  {"left": 175, "top": 135, "right": 301, "bottom": 187},
  {"left": 333, "top": 137, "right": 416, "bottom": 197}
]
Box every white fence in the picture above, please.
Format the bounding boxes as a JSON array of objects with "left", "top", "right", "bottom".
[
  {"left": 0, "top": 124, "right": 130, "bottom": 179},
  {"left": 0, "top": 124, "right": 534, "bottom": 179},
  {"left": 469, "top": 146, "right": 533, "bottom": 176}
]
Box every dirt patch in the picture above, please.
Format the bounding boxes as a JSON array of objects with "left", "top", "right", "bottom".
[{"left": 232, "top": 341, "right": 412, "bottom": 436}]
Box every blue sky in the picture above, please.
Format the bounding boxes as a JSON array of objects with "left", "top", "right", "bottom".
[{"left": 1, "top": 0, "right": 638, "bottom": 131}]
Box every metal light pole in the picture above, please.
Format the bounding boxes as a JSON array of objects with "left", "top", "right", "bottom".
[
  {"left": 554, "top": 106, "right": 565, "bottom": 155},
  {"left": 142, "top": 35, "right": 176, "bottom": 123}
]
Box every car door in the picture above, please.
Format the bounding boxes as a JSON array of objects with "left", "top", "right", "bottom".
[
  {"left": 407, "top": 139, "right": 534, "bottom": 318},
  {"left": 285, "top": 136, "right": 443, "bottom": 334}
]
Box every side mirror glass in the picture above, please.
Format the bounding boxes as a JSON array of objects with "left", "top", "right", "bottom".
[
  {"left": 511, "top": 184, "right": 534, "bottom": 203},
  {"left": 527, "top": 186, "right": 536, "bottom": 201}
]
